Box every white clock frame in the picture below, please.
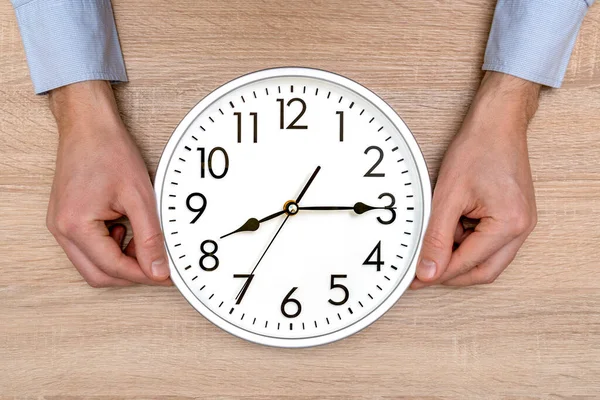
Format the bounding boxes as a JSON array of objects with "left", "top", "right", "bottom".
[{"left": 154, "top": 67, "right": 431, "bottom": 348}]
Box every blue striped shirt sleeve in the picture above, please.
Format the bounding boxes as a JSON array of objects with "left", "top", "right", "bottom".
[
  {"left": 11, "top": 0, "right": 127, "bottom": 94},
  {"left": 483, "top": 0, "right": 594, "bottom": 88}
]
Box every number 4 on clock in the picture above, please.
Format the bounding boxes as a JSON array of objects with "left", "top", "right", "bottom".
[{"left": 363, "top": 241, "right": 384, "bottom": 271}]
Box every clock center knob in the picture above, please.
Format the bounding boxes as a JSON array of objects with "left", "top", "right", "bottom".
[{"left": 284, "top": 200, "right": 299, "bottom": 215}]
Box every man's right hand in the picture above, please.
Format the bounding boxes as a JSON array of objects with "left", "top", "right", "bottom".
[{"left": 47, "top": 81, "right": 172, "bottom": 287}]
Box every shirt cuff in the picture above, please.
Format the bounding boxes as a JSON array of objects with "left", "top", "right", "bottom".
[
  {"left": 12, "top": 0, "right": 128, "bottom": 94},
  {"left": 482, "top": 0, "right": 592, "bottom": 88}
]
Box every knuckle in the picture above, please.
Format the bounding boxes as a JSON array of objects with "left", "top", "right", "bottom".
[
  {"left": 423, "top": 229, "right": 447, "bottom": 253},
  {"left": 505, "top": 208, "right": 532, "bottom": 236},
  {"left": 53, "top": 211, "right": 79, "bottom": 237},
  {"left": 46, "top": 213, "right": 57, "bottom": 235},
  {"left": 142, "top": 231, "right": 165, "bottom": 249},
  {"left": 530, "top": 209, "right": 538, "bottom": 231},
  {"left": 478, "top": 270, "right": 499, "bottom": 285}
]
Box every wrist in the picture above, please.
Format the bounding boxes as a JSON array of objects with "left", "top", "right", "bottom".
[
  {"left": 49, "top": 81, "right": 122, "bottom": 134},
  {"left": 474, "top": 71, "right": 541, "bottom": 123}
]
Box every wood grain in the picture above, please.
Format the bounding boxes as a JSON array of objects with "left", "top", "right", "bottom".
[{"left": 1, "top": 0, "right": 599, "bottom": 398}]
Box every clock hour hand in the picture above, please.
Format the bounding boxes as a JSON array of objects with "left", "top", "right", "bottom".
[
  {"left": 298, "top": 202, "right": 396, "bottom": 214},
  {"left": 220, "top": 209, "right": 287, "bottom": 239}
]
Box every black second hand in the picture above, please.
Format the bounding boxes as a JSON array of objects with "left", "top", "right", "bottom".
[
  {"left": 235, "top": 165, "right": 321, "bottom": 301},
  {"left": 234, "top": 215, "right": 289, "bottom": 301}
]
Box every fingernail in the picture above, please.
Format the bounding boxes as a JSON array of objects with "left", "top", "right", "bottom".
[
  {"left": 151, "top": 258, "right": 170, "bottom": 279},
  {"left": 417, "top": 259, "right": 437, "bottom": 281}
]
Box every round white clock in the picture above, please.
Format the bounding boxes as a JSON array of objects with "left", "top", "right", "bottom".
[{"left": 155, "top": 67, "right": 431, "bottom": 347}]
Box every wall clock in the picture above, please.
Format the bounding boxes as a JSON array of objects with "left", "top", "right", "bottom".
[{"left": 155, "top": 67, "right": 431, "bottom": 347}]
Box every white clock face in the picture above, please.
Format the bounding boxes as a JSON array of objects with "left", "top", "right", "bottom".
[{"left": 155, "top": 68, "right": 430, "bottom": 347}]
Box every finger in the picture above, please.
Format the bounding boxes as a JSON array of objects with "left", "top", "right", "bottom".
[
  {"left": 69, "top": 220, "right": 172, "bottom": 286},
  {"left": 109, "top": 224, "right": 126, "bottom": 247},
  {"left": 122, "top": 188, "right": 170, "bottom": 281},
  {"left": 442, "top": 237, "right": 524, "bottom": 286},
  {"left": 123, "top": 237, "right": 172, "bottom": 285},
  {"left": 124, "top": 237, "right": 137, "bottom": 258},
  {"left": 56, "top": 235, "right": 134, "bottom": 288},
  {"left": 453, "top": 221, "right": 465, "bottom": 244},
  {"left": 410, "top": 277, "right": 427, "bottom": 290},
  {"left": 435, "top": 217, "right": 514, "bottom": 283},
  {"left": 417, "top": 188, "right": 464, "bottom": 282}
]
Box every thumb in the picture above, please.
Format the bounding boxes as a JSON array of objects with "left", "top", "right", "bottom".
[
  {"left": 124, "top": 189, "right": 170, "bottom": 281},
  {"left": 417, "top": 190, "right": 463, "bottom": 282}
]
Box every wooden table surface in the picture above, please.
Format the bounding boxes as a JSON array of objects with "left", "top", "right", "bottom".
[{"left": 1, "top": 1, "right": 600, "bottom": 398}]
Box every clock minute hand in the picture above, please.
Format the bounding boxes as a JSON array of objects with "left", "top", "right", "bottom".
[{"left": 298, "top": 202, "right": 396, "bottom": 214}]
